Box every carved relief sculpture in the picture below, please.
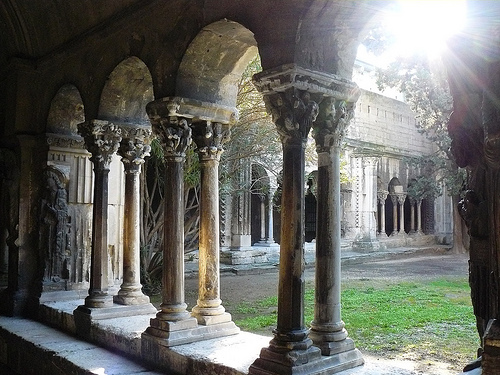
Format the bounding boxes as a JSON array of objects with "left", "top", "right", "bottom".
[{"left": 40, "top": 167, "right": 70, "bottom": 282}]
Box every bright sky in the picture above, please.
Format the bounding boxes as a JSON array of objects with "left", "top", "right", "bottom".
[{"left": 358, "top": 0, "right": 467, "bottom": 67}]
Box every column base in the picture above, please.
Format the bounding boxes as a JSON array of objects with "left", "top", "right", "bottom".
[
  {"left": 312, "top": 336, "right": 357, "bottom": 357},
  {"left": 192, "top": 308, "right": 235, "bottom": 326},
  {"left": 113, "top": 292, "right": 151, "bottom": 305},
  {"left": 249, "top": 343, "right": 363, "bottom": 375},
  {"left": 75, "top": 302, "right": 157, "bottom": 321},
  {"left": 84, "top": 293, "right": 114, "bottom": 308},
  {"left": 254, "top": 241, "right": 279, "bottom": 247},
  {"left": 142, "top": 316, "right": 239, "bottom": 348}
]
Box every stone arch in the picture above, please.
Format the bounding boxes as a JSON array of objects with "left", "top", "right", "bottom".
[
  {"left": 47, "top": 84, "right": 85, "bottom": 136},
  {"left": 98, "top": 56, "right": 154, "bottom": 124},
  {"left": 388, "top": 177, "right": 402, "bottom": 193},
  {"left": 176, "top": 19, "right": 258, "bottom": 108}
]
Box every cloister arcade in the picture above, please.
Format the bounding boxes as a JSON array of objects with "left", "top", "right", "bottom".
[{"left": 0, "top": 1, "right": 499, "bottom": 374}]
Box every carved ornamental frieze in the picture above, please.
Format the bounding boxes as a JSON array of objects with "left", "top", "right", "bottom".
[
  {"left": 118, "top": 125, "right": 152, "bottom": 172},
  {"left": 78, "top": 120, "right": 122, "bottom": 169},
  {"left": 46, "top": 133, "right": 85, "bottom": 149}
]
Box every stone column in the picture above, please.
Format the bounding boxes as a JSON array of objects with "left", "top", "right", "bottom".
[
  {"left": 409, "top": 197, "right": 416, "bottom": 234},
  {"left": 141, "top": 98, "right": 238, "bottom": 351},
  {"left": 114, "top": 125, "right": 153, "bottom": 306},
  {"left": 266, "top": 189, "right": 277, "bottom": 245},
  {"left": 353, "top": 157, "right": 380, "bottom": 251},
  {"left": 416, "top": 198, "right": 423, "bottom": 234},
  {"left": 390, "top": 193, "right": 398, "bottom": 236},
  {"left": 397, "top": 193, "right": 407, "bottom": 235},
  {"left": 258, "top": 195, "right": 266, "bottom": 243},
  {"left": 230, "top": 158, "right": 252, "bottom": 249},
  {"left": 310, "top": 95, "right": 363, "bottom": 368},
  {"left": 255, "top": 188, "right": 278, "bottom": 247},
  {"left": 250, "top": 65, "right": 365, "bottom": 374},
  {"left": 142, "top": 99, "right": 200, "bottom": 346},
  {"left": 191, "top": 121, "right": 233, "bottom": 325},
  {"left": 377, "top": 190, "right": 388, "bottom": 236},
  {"left": 77, "top": 120, "right": 121, "bottom": 308}
]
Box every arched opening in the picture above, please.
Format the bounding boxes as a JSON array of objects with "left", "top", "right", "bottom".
[{"left": 96, "top": 56, "right": 155, "bottom": 288}]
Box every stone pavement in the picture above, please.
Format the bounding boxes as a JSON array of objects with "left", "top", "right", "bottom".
[{"left": 0, "top": 244, "right": 478, "bottom": 375}]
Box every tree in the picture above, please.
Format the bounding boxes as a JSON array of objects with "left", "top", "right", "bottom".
[{"left": 376, "top": 53, "right": 468, "bottom": 252}]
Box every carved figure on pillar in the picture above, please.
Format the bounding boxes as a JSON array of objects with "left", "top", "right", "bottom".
[
  {"left": 40, "top": 167, "right": 70, "bottom": 283},
  {"left": 76, "top": 120, "right": 121, "bottom": 309}
]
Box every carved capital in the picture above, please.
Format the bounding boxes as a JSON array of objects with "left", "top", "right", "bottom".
[
  {"left": 192, "top": 121, "right": 230, "bottom": 161},
  {"left": 263, "top": 88, "right": 318, "bottom": 144},
  {"left": 155, "top": 116, "right": 193, "bottom": 159},
  {"left": 396, "top": 193, "right": 407, "bottom": 205},
  {"left": 377, "top": 190, "right": 389, "bottom": 203},
  {"left": 362, "top": 156, "right": 378, "bottom": 169},
  {"left": 313, "top": 96, "right": 355, "bottom": 150},
  {"left": 78, "top": 120, "right": 122, "bottom": 169},
  {"left": 118, "top": 125, "right": 152, "bottom": 173}
]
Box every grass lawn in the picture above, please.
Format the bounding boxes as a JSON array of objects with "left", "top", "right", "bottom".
[{"left": 234, "top": 277, "right": 478, "bottom": 371}]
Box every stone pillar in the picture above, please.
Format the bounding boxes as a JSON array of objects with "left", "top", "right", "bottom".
[
  {"left": 141, "top": 98, "right": 238, "bottom": 351},
  {"left": 409, "top": 197, "right": 416, "bottom": 234},
  {"left": 230, "top": 158, "right": 252, "bottom": 249},
  {"left": 390, "top": 193, "right": 398, "bottom": 236},
  {"left": 259, "top": 195, "right": 266, "bottom": 243},
  {"left": 255, "top": 188, "right": 278, "bottom": 247},
  {"left": 113, "top": 125, "right": 154, "bottom": 307},
  {"left": 77, "top": 120, "right": 121, "bottom": 308},
  {"left": 416, "top": 199, "right": 423, "bottom": 234},
  {"left": 353, "top": 157, "right": 380, "bottom": 251},
  {"left": 397, "top": 193, "right": 407, "bottom": 235},
  {"left": 250, "top": 65, "right": 361, "bottom": 374},
  {"left": 191, "top": 120, "right": 234, "bottom": 325},
  {"left": 266, "top": 189, "right": 277, "bottom": 245},
  {"left": 142, "top": 99, "right": 200, "bottom": 346},
  {"left": 377, "top": 190, "right": 388, "bottom": 236},
  {"left": 310, "top": 95, "right": 364, "bottom": 369}
]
